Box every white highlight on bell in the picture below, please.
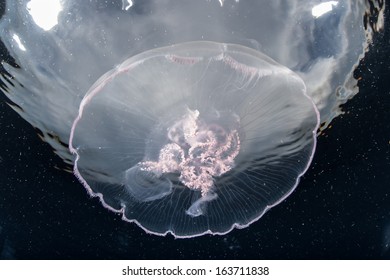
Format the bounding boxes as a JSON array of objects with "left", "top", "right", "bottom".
[
  {"left": 122, "top": 0, "right": 134, "bottom": 11},
  {"left": 213, "top": 0, "right": 239, "bottom": 7},
  {"left": 12, "top": 34, "right": 26, "bottom": 51},
  {"left": 26, "top": 0, "right": 62, "bottom": 31},
  {"left": 311, "top": 1, "right": 339, "bottom": 18}
]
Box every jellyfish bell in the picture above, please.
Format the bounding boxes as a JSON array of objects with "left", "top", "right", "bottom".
[
  {"left": 69, "top": 41, "right": 320, "bottom": 237},
  {"left": 0, "top": 1, "right": 385, "bottom": 237}
]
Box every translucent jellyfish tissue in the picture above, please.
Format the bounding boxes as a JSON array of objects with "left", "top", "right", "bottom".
[{"left": 0, "top": 0, "right": 385, "bottom": 237}]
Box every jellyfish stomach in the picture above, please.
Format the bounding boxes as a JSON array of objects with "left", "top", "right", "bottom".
[{"left": 132, "top": 109, "right": 240, "bottom": 212}]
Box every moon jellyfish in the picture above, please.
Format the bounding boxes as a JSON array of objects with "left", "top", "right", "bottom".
[
  {"left": 69, "top": 41, "right": 319, "bottom": 236},
  {"left": 0, "top": 0, "right": 385, "bottom": 237}
]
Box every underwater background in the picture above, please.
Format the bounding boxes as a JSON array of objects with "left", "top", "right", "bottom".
[{"left": 0, "top": 1, "right": 389, "bottom": 259}]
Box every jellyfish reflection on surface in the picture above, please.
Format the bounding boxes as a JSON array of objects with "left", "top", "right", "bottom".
[{"left": 0, "top": 0, "right": 385, "bottom": 237}]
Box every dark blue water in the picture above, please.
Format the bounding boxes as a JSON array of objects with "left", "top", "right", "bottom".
[{"left": 0, "top": 4, "right": 389, "bottom": 260}]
